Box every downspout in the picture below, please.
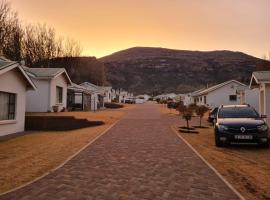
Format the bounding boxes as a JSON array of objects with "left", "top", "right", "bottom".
[
  {"left": 48, "top": 79, "right": 52, "bottom": 112},
  {"left": 82, "top": 92, "right": 84, "bottom": 111}
]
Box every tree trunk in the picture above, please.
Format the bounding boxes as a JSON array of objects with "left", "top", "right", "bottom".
[
  {"left": 200, "top": 117, "right": 202, "bottom": 128},
  {"left": 186, "top": 119, "right": 189, "bottom": 130}
]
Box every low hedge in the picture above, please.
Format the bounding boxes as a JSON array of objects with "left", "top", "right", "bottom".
[{"left": 104, "top": 102, "right": 124, "bottom": 109}]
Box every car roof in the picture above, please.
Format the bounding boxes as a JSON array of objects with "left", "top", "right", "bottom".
[{"left": 220, "top": 105, "right": 250, "bottom": 108}]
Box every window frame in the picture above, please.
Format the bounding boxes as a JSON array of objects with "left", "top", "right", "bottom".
[
  {"left": 0, "top": 91, "right": 16, "bottom": 121},
  {"left": 56, "top": 86, "right": 63, "bottom": 104},
  {"left": 229, "top": 94, "right": 237, "bottom": 102}
]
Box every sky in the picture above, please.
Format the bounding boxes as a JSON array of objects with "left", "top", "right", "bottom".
[{"left": 9, "top": 0, "right": 270, "bottom": 58}]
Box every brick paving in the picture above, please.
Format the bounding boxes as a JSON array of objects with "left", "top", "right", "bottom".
[{"left": 1, "top": 103, "right": 240, "bottom": 200}]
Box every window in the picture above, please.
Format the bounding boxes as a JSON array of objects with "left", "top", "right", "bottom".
[
  {"left": 56, "top": 86, "right": 63, "bottom": 104},
  {"left": 229, "top": 95, "right": 237, "bottom": 101},
  {"left": 218, "top": 107, "right": 259, "bottom": 118},
  {"left": 0, "top": 92, "right": 16, "bottom": 120},
  {"left": 204, "top": 96, "right": 207, "bottom": 104}
]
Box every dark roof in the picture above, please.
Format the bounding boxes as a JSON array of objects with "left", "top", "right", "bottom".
[
  {"left": 24, "top": 67, "right": 65, "bottom": 78},
  {"left": 0, "top": 58, "right": 36, "bottom": 90},
  {"left": 24, "top": 67, "right": 72, "bottom": 84},
  {"left": 0, "top": 57, "right": 17, "bottom": 71},
  {"left": 252, "top": 71, "right": 270, "bottom": 82}
]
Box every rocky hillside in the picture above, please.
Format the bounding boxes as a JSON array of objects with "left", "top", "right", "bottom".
[{"left": 100, "top": 47, "right": 267, "bottom": 95}]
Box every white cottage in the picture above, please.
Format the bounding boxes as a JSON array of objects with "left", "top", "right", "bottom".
[
  {"left": 115, "top": 89, "right": 128, "bottom": 103},
  {"left": 236, "top": 85, "right": 259, "bottom": 112},
  {"left": 0, "top": 58, "right": 36, "bottom": 136},
  {"left": 136, "top": 94, "right": 150, "bottom": 102},
  {"left": 80, "top": 82, "right": 104, "bottom": 111},
  {"left": 99, "top": 86, "right": 112, "bottom": 103},
  {"left": 192, "top": 80, "right": 246, "bottom": 108},
  {"left": 24, "top": 68, "right": 72, "bottom": 112},
  {"left": 67, "top": 83, "right": 93, "bottom": 111},
  {"left": 250, "top": 71, "right": 270, "bottom": 125}
]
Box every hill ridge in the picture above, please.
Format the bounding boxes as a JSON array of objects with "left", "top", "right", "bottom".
[{"left": 100, "top": 47, "right": 265, "bottom": 95}]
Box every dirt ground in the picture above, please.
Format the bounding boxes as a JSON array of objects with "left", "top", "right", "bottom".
[
  {"left": 0, "top": 104, "right": 135, "bottom": 194},
  {"left": 159, "top": 105, "right": 270, "bottom": 200},
  {"left": 177, "top": 126, "right": 270, "bottom": 200}
]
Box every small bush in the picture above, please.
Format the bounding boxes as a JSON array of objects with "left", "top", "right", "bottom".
[
  {"left": 160, "top": 100, "right": 167, "bottom": 104},
  {"left": 195, "top": 105, "right": 209, "bottom": 127},
  {"left": 104, "top": 103, "right": 124, "bottom": 109}
]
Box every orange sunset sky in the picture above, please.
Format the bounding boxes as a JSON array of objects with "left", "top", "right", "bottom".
[{"left": 9, "top": 0, "right": 270, "bottom": 58}]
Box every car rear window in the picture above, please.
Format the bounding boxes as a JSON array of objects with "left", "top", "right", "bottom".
[{"left": 218, "top": 107, "right": 259, "bottom": 118}]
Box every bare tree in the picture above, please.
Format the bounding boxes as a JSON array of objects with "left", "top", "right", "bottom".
[
  {"left": 1, "top": 1, "right": 83, "bottom": 64},
  {"left": 195, "top": 105, "right": 208, "bottom": 128},
  {"left": 64, "top": 38, "right": 82, "bottom": 57},
  {"left": 0, "top": 1, "right": 23, "bottom": 60}
]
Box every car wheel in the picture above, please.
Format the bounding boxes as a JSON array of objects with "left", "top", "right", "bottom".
[
  {"left": 215, "top": 131, "right": 226, "bottom": 147},
  {"left": 215, "top": 137, "right": 224, "bottom": 147}
]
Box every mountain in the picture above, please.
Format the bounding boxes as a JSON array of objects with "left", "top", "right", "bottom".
[{"left": 100, "top": 47, "right": 268, "bottom": 95}]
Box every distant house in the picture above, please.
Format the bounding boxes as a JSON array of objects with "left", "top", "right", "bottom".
[
  {"left": 67, "top": 83, "right": 93, "bottom": 111},
  {"left": 24, "top": 68, "right": 72, "bottom": 112},
  {"left": 250, "top": 71, "right": 270, "bottom": 125},
  {"left": 154, "top": 93, "right": 177, "bottom": 101},
  {"left": 136, "top": 94, "right": 150, "bottom": 102},
  {"left": 115, "top": 89, "right": 128, "bottom": 103},
  {"left": 80, "top": 82, "right": 105, "bottom": 110},
  {"left": 111, "top": 89, "right": 116, "bottom": 102},
  {"left": 0, "top": 58, "right": 36, "bottom": 136},
  {"left": 99, "top": 86, "right": 112, "bottom": 103},
  {"left": 192, "top": 80, "right": 246, "bottom": 108},
  {"left": 236, "top": 85, "right": 259, "bottom": 112},
  {"left": 183, "top": 92, "right": 200, "bottom": 106}
]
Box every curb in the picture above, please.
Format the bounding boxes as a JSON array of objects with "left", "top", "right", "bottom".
[
  {"left": 0, "top": 120, "right": 120, "bottom": 196},
  {"left": 171, "top": 126, "right": 246, "bottom": 200}
]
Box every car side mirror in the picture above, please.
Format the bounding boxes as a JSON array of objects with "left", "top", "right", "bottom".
[{"left": 261, "top": 114, "right": 267, "bottom": 118}]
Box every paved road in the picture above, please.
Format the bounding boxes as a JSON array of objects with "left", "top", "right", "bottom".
[{"left": 1, "top": 103, "right": 240, "bottom": 200}]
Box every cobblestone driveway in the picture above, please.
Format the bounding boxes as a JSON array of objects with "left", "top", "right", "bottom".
[{"left": 1, "top": 103, "right": 241, "bottom": 200}]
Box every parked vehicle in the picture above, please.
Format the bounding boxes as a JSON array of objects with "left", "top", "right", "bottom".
[
  {"left": 125, "top": 97, "right": 136, "bottom": 104},
  {"left": 208, "top": 107, "right": 218, "bottom": 123},
  {"left": 214, "top": 105, "right": 269, "bottom": 148},
  {"left": 167, "top": 101, "right": 181, "bottom": 109}
]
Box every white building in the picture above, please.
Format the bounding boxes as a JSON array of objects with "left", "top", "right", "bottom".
[
  {"left": 192, "top": 80, "right": 246, "bottom": 108},
  {"left": 236, "top": 86, "right": 259, "bottom": 112},
  {"left": 24, "top": 68, "right": 72, "bottom": 112},
  {"left": 99, "top": 86, "right": 112, "bottom": 103},
  {"left": 115, "top": 89, "right": 128, "bottom": 103},
  {"left": 0, "top": 58, "right": 36, "bottom": 136},
  {"left": 136, "top": 94, "right": 150, "bottom": 102},
  {"left": 250, "top": 71, "right": 270, "bottom": 125},
  {"left": 67, "top": 83, "right": 93, "bottom": 111},
  {"left": 80, "top": 82, "right": 105, "bottom": 111},
  {"left": 154, "top": 93, "right": 177, "bottom": 101},
  {"left": 111, "top": 89, "right": 116, "bottom": 101}
]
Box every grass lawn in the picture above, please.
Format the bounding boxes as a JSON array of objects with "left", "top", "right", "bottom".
[
  {"left": 0, "top": 104, "right": 135, "bottom": 194},
  {"left": 158, "top": 104, "right": 270, "bottom": 200}
]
